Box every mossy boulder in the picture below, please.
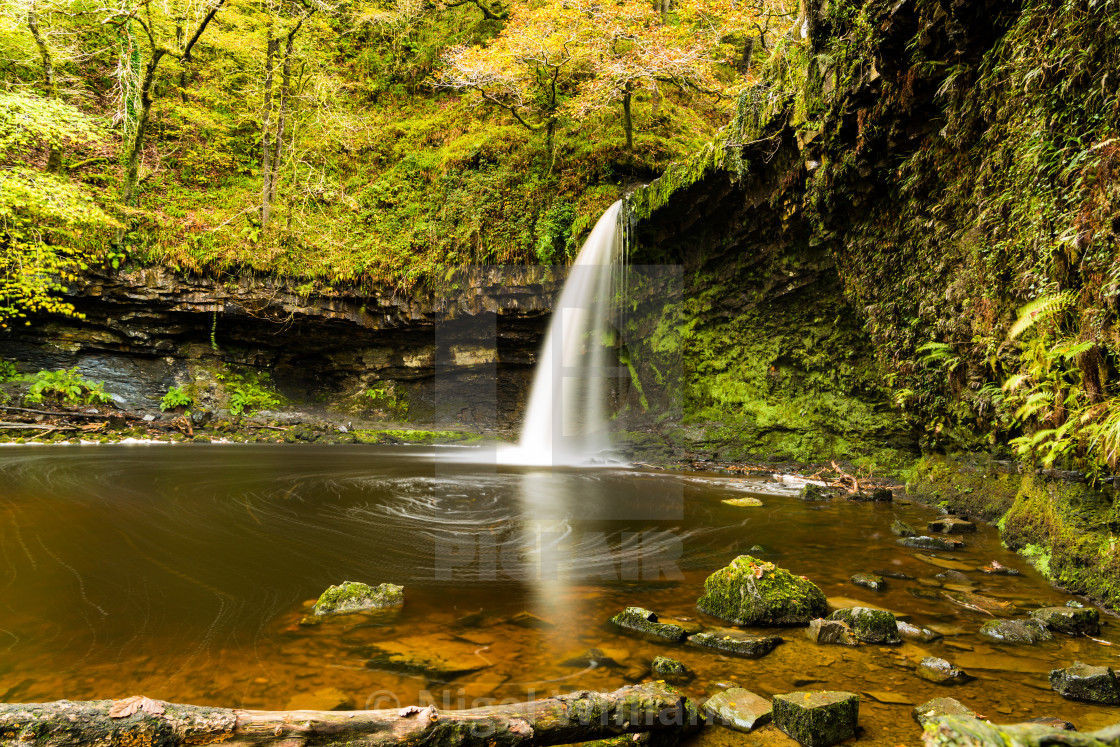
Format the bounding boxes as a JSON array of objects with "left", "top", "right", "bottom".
[
  {"left": 703, "top": 688, "right": 772, "bottom": 733},
  {"left": 979, "top": 618, "right": 1053, "bottom": 644},
  {"left": 851, "top": 488, "right": 893, "bottom": 502},
  {"left": 687, "top": 629, "right": 783, "bottom": 658},
  {"left": 828, "top": 607, "right": 900, "bottom": 644},
  {"left": 897, "top": 535, "right": 965, "bottom": 551},
  {"left": 772, "top": 691, "right": 859, "bottom": 747},
  {"left": 696, "top": 555, "right": 828, "bottom": 626},
  {"left": 798, "top": 485, "right": 834, "bottom": 501},
  {"left": 610, "top": 607, "right": 687, "bottom": 642},
  {"left": 850, "top": 572, "right": 885, "bottom": 591},
  {"left": 1030, "top": 606, "right": 1100, "bottom": 636},
  {"left": 1049, "top": 662, "right": 1120, "bottom": 705},
  {"left": 312, "top": 581, "right": 403, "bottom": 616},
  {"left": 891, "top": 519, "right": 918, "bottom": 537},
  {"left": 651, "top": 656, "right": 694, "bottom": 682}
]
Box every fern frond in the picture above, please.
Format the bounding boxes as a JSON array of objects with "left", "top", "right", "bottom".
[{"left": 1008, "top": 291, "right": 1074, "bottom": 341}]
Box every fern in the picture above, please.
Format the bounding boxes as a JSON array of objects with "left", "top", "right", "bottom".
[{"left": 1008, "top": 291, "right": 1074, "bottom": 340}]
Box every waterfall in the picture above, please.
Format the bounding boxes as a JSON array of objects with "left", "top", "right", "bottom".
[{"left": 503, "top": 201, "right": 625, "bottom": 466}]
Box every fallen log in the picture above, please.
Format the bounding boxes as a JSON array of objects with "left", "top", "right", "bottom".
[
  {"left": 924, "top": 715, "right": 1120, "bottom": 746},
  {"left": 0, "top": 682, "right": 700, "bottom": 747}
]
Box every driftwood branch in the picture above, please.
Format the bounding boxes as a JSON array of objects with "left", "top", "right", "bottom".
[
  {"left": 924, "top": 716, "right": 1120, "bottom": 746},
  {"left": 0, "top": 682, "right": 698, "bottom": 747},
  {"left": 0, "top": 405, "right": 128, "bottom": 420}
]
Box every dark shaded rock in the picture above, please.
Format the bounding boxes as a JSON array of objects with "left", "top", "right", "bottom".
[
  {"left": 798, "top": 484, "right": 833, "bottom": 501},
  {"left": 312, "top": 581, "right": 403, "bottom": 616},
  {"left": 916, "top": 656, "right": 973, "bottom": 685},
  {"left": 829, "top": 607, "right": 900, "bottom": 644},
  {"left": 897, "top": 535, "right": 965, "bottom": 550},
  {"left": 772, "top": 691, "right": 859, "bottom": 747},
  {"left": 651, "top": 656, "right": 694, "bottom": 681},
  {"left": 696, "top": 555, "right": 828, "bottom": 626},
  {"left": 702, "top": 688, "right": 772, "bottom": 732},
  {"left": 1030, "top": 606, "right": 1100, "bottom": 636},
  {"left": 850, "top": 572, "right": 885, "bottom": 591},
  {"left": 890, "top": 519, "right": 918, "bottom": 537},
  {"left": 688, "top": 629, "right": 783, "bottom": 658},
  {"left": 875, "top": 569, "right": 914, "bottom": 580},
  {"left": 1049, "top": 662, "right": 1120, "bottom": 704},
  {"left": 980, "top": 619, "right": 1053, "bottom": 644},
  {"left": 927, "top": 516, "right": 976, "bottom": 534},
  {"left": 908, "top": 586, "right": 942, "bottom": 602},
  {"left": 610, "top": 607, "right": 686, "bottom": 642},
  {"left": 1024, "top": 717, "right": 1076, "bottom": 730},
  {"left": 934, "top": 570, "right": 972, "bottom": 584},
  {"left": 980, "top": 560, "right": 1021, "bottom": 575},
  {"left": 912, "top": 697, "right": 975, "bottom": 727},
  {"left": 897, "top": 621, "right": 942, "bottom": 643},
  {"left": 851, "top": 488, "right": 893, "bottom": 502},
  {"left": 806, "top": 618, "right": 858, "bottom": 646}
]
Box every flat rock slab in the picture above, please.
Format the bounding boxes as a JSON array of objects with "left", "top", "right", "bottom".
[
  {"left": 952, "top": 652, "right": 1053, "bottom": 675},
  {"left": 361, "top": 633, "right": 492, "bottom": 679},
  {"left": 913, "top": 697, "right": 975, "bottom": 727},
  {"left": 980, "top": 619, "right": 1053, "bottom": 644},
  {"left": 610, "top": 607, "right": 687, "bottom": 642},
  {"left": 1050, "top": 662, "right": 1120, "bottom": 704},
  {"left": 862, "top": 691, "right": 911, "bottom": 705},
  {"left": 703, "top": 688, "right": 773, "bottom": 732},
  {"left": 927, "top": 516, "right": 977, "bottom": 534},
  {"left": 688, "top": 629, "right": 783, "bottom": 658},
  {"left": 806, "top": 618, "right": 858, "bottom": 646},
  {"left": 829, "top": 607, "right": 900, "bottom": 644},
  {"left": 1030, "top": 606, "right": 1100, "bottom": 636},
  {"left": 916, "top": 656, "right": 972, "bottom": 685},
  {"left": 772, "top": 691, "right": 859, "bottom": 747},
  {"left": 850, "top": 572, "right": 885, "bottom": 591},
  {"left": 897, "top": 535, "right": 965, "bottom": 551}
]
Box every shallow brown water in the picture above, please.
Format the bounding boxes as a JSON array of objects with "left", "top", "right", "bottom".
[{"left": 0, "top": 444, "right": 1117, "bottom": 745}]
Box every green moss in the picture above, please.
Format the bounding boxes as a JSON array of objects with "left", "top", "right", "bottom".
[
  {"left": 353, "top": 429, "right": 482, "bottom": 445},
  {"left": 696, "top": 555, "right": 827, "bottom": 626},
  {"left": 312, "top": 581, "right": 404, "bottom": 616},
  {"left": 828, "top": 608, "right": 900, "bottom": 644}
]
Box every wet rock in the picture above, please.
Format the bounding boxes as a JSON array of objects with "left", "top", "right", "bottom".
[
  {"left": 916, "top": 656, "right": 973, "bottom": 685},
  {"left": 285, "top": 687, "right": 354, "bottom": 711},
  {"left": 723, "top": 497, "right": 764, "bottom": 507},
  {"left": 897, "top": 621, "right": 942, "bottom": 643},
  {"left": 927, "top": 516, "right": 976, "bottom": 534},
  {"left": 696, "top": 555, "right": 828, "bottom": 626},
  {"left": 897, "top": 535, "right": 965, "bottom": 550},
  {"left": 890, "top": 519, "right": 918, "bottom": 537},
  {"left": 979, "top": 619, "right": 1053, "bottom": 644},
  {"left": 806, "top": 618, "right": 858, "bottom": 646},
  {"left": 361, "top": 633, "right": 492, "bottom": 679},
  {"left": 850, "top": 572, "right": 885, "bottom": 591},
  {"left": 1049, "top": 662, "right": 1120, "bottom": 704},
  {"left": 829, "top": 607, "right": 900, "bottom": 644},
  {"left": 981, "top": 560, "right": 1021, "bottom": 575},
  {"left": 912, "top": 697, "right": 975, "bottom": 727},
  {"left": 312, "top": 581, "right": 403, "bottom": 616},
  {"left": 772, "top": 691, "right": 859, "bottom": 747},
  {"left": 561, "top": 647, "right": 628, "bottom": 668},
  {"left": 874, "top": 569, "right": 914, "bottom": 580},
  {"left": 798, "top": 484, "right": 833, "bottom": 501},
  {"left": 509, "top": 611, "right": 554, "bottom": 628},
  {"left": 913, "top": 553, "right": 975, "bottom": 571},
  {"left": 935, "top": 570, "right": 972, "bottom": 584},
  {"left": 1024, "top": 716, "right": 1076, "bottom": 730},
  {"left": 1067, "top": 600, "right": 1085, "bottom": 608},
  {"left": 610, "top": 607, "right": 687, "bottom": 642},
  {"left": 703, "top": 688, "right": 772, "bottom": 732},
  {"left": 651, "top": 656, "right": 694, "bottom": 681},
  {"left": 1030, "top": 606, "right": 1100, "bottom": 636},
  {"left": 851, "top": 488, "right": 893, "bottom": 502},
  {"left": 688, "top": 629, "right": 783, "bottom": 658}
]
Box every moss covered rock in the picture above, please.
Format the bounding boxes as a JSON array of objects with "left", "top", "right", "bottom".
[
  {"left": 897, "top": 535, "right": 966, "bottom": 550},
  {"left": 651, "top": 656, "right": 694, "bottom": 682},
  {"left": 828, "top": 607, "right": 900, "bottom": 644},
  {"left": 798, "top": 485, "right": 834, "bottom": 501},
  {"left": 1049, "top": 662, "right": 1120, "bottom": 705},
  {"left": 1030, "top": 606, "right": 1100, "bottom": 636},
  {"left": 772, "top": 691, "right": 859, "bottom": 747},
  {"left": 610, "top": 607, "right": 687, "bottom": 642},
  {"left": 703, "top": 688, "right": 772, "bottom": 733},
  {"left": 979, "top": 618, "right": 1053, "bottom": 644},
  {"left": 912, "top": 697, "right": 975, "bottom": 727},
  {"left": 687, "top": 629, "right": 783, "bottom": 658},
  {"left": 312, "top": 581, "right": 403, "bottom": 616},
  {"left": 891, "top": 519, "right": 918, "bottom": 537},
  {"left": 696, "top": 555, "right": 828, "bottom": 626},
  {"left": 850, "top": 572, "right": 885, "bottom": 591}
]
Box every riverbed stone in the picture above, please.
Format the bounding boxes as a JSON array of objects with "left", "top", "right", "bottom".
[
  {"left": 798, "top": 484, "right": 833, "bottom": 501},
  {"left": 850, "top": 572, "right": 884, "bottom": 591},
  {"left": 688, "top": 629, "right": 783, "bottom": 658},
  {"left": 772, "top": 691, "right": 859, "bottom": 747},
  {"left": 610, "top": 607, "right": 687, "bottom": 642},
  {"left": 897, "top": 621, "right": 942, "bottom": 643},
  {"left": 890, "top": 519, "right": 918, "bottom": 537},
  {"left": 696, "top": 555, "right": 828, "bottom": 626},
  {"left": 561, "top": 647, "right": 628, "bottom": 668},
  {"left": 934, "top": 570, "right": 972, "bottom": 584},
  {"left": 360, "top": 633, "right": 491, "bottom": 679},
  {"left": 912, "top": 697, "right": 975, "bottom": 727},
  {"left": 979, "top": 618, "right": 1053, "bottom": 644},
  {"left": 1030, "top": 606, "right": 1100, "bottom": 636},
  {"left": 897, "top": 535, "right": 965, "bottom": 550},
  {"left": 312, "top": 581, "right": 403, "bottom": 616},
  {"left": 980, "top": 560, "right": 1021, "bottom": 575},
  {"left": 703, "top": 688, "right": 772, "bottom": 732},
  {"left": 651, "top": 656, "right": 694, "bottom": 681},
  {"left": 806, "top": 618, "right": 858, "bottom": 646},
  {"left": 829, "top": 607, "right": 901, "bottom": 644},
  {"left": 1024, "top": 716, "right": 1076, "bottom": 730},
  {"left": 916, "top": 656, "right": 973, "bottom": 685},
  {"left": 1049, "top": 662, "right": 1120, "bottom": 704},
  {"left": 927, "top": 516, "right": 976, "bottom": 534}
]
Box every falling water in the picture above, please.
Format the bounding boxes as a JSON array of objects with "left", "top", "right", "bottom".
[{"left": 503, "top": 201, "right": 625, "bottom": 466}]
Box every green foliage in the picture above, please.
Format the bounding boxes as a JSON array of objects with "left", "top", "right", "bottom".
[
  {"left": 159, "top": 385, "right": 194, "bottom": 411},
  {"left": 534, "top": 201, "right": 577, "bottom": 263},
  {"left": 0, "top": 92, "right": 106, "bottom": 156},
  {"left": 25, "top": 367, "right": 112, "bottom": 406},
  {"left": 0, "top": 360, "right": 18, "bottom": 382},
  {"left": 217, "top": 368, "right": 282, "bottom": 416},
  {"left": 361, "top": 384, "right": 409, "bottom": 420}
]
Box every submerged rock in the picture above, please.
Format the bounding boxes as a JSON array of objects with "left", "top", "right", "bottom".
[
  {"left": 1050, "top": 662, "right": 1120, "bottom": 704},
  {"left": 980, "top": 619, "right": 1053, "bottom": 644},
  {"left": 360, "top": 633, "right": 491, "bottom": 679},
  {"left": 696, "top": 555, "right": 828, "bottom": 626},
  {"left": 806, "top": 618, "right": 858, "bottom": 646},
  {"left": 890, "top": 519, "right": 918, "bottom": 537},
  {"left": 703, "top": 688, "right": 772, "bottom": 732},
  {"left": 1030, "top": 606, "right": 1100, "bottom": 636},
  {"left": 610, "top": 607, "right": 687, "bottom": 642},
  {"left": 850, "top": 572, "right": 885, "bottom": 591},
  {"left": 927, "top": 516, "right": 976, "bottom": 534},
  {"left": 850, "top": 487, "right": 893, "bottom": 501},
  {"left": 916, "top": 656, "right": 973, "bottom": 685},
  {"left": 934, "top": 570, "right": 973, "bottom": 584},
  {"left": 897, "top": 621, "right": 942, "bottom": 643},
  {"left": 312, "top": 581, "right": 403, "bottom": 616},
  {"left": 688, "top": 629, "right": 783, "bottom": 658},
  {"left": 772, "top": 691, "right": 859, "bottom": 747},
  {"left": 509, "top": 611, "right": 555, "bottom": 628},
  {"left": 875, "top": 569, "right": 914, "bottom": 580},
  {"left": 912, "top": 697, "right": 975, "bottom": 727},
  {"left": 897, "top": 535, "right": 965, "bottom": 550},
  {"left": 829, "top": 607, "right": 900, "bottom": 644},
  {"left": 1024, "top": 717, "right": 1076, "bottom": 730},
  {"left": 798, "top": 484, "right": 834, "bottom": 501},
  {"left": 980, "top": 560, "right": 1021, "bottom": 575},
  {"left": 651, "top": 656, "right": 694, "bottom": 681},
  {"left": 561, "top": 647, "right": 628, "bottom": 668}
]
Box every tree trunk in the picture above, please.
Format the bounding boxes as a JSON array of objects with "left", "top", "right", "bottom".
[
  {"left": 261, "top": 30, "right": 279, "bottom": 230},
  {"left": 0, "top": 683, "right": 696, "bottom": 747},
  {"left": 622, "top": 86, "right": 633, "bottom": 150},
  {"left": 271, "top": 19, "right": 300, "bottom": 204},
  {"left": 27, "top": 6, "right": 61, "bottom": 172},
  {"left": 740, "top": 35, "right": 755, "bottom": 76},
  {"left": 122, "top": 49, "right": 166, "bottom": 206}
]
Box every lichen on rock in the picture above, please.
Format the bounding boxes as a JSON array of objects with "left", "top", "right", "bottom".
[{"left": 696, "top": 555, "right": 828, "bottom": 626}]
